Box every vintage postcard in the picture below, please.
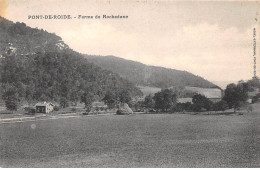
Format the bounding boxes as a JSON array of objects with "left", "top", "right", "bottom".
[{"left": 0, "top": 0, "right": 259, "bottom": 168}]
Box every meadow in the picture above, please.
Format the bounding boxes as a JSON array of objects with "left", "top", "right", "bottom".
[{"left": 0, "top": 104, "right": 259, "bottom": 167}]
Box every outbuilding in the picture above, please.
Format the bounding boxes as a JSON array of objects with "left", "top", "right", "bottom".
[{"left": 35, "top": 102, "right": 54, "bottom": 114}]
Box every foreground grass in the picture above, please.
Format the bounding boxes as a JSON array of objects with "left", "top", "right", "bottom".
[{"left": 0, "top": 108, "right": 259, "bottom": 167}]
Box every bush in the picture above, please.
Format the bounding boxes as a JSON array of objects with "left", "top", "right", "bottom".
[
  {"left": 192, "top": 104, "right": 202, "bottom": 112},
  {"left": 60, "top": 97, "right": 69, "bottom": 108},
  {"left": 95, "top": 107, "right": 100, "bottom": 112},
  {"left": 82, "top": 112, "right": 89, "bottom": 115},
  {"left": 5, "top": 100, "right": 18, "bottom": 111},
  {"left": 213, "top": 100, "right": 228, "bottom": 112},
  {"left": 252, "top": 93, "right": 260, "bottom": 103},
  {"left": 24, "top": 107, "right": 35, "bottom": 114},
  {"left": 53, "top": 106, "right": 60, "bottom": 111},
  {"left": 71, "top": 108, "right": 77, "bottom": 112},
  {"left": 24, "top": 107, "right": 30, "bottom": 112},
  {"left": 192, "top": 94, "right": 213, "bottom": 112}
]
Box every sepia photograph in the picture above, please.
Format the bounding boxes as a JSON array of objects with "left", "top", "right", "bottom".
[{"left": 0, "top": 0, "right": 259, "bottom": 168}]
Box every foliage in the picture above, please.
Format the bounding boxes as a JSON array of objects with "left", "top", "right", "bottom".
[
  {"left": 192, "top": 94, "right": 213, "bottom": 112},
  {"left": 60, "top": 97, "right": 69, "bottom": 108},
  {"left": 119, "top": 90, "right": 132, "bottom": 104},
  {"left": 71, "top": 108, "right": 77, "bottom": 112},
  {"left": 53, "top": 106, "right": 60, "bottom": 111},
  {"left": 132, "top": 101, "right": 144, "bottom": 112},
  {"left": 213, "top": 100, "right": 228, "bottom": 112},
  {"left": 144, "top": 94, "right": 155, "bottom": 109},
  {"left": 103, "top": 91, "right": 117, "bottom": 109},
  {"left": 5, "top": 100, "right": 17, "bottom": 111},
  {"left": 153, "top": 89, "right": 177, "bottom": 112},
  {"left": 103, "top": 89, "right": 133, "bottom": 109},
  {"left": 81, "top": 91, "right": 95, "bottom": 113},
  {"left": 247, "top": 77, "right": 260, "bottom": 89},
  {"left": 2, "top": 86, "right": 20, "bottom": 111},
  {"left": 7, "top": 22, "right": 28, "bottom": 36},
  {"left": 24, "top": 107, "right": 36, "bottom": 114},
  {"left": 174, "top": 102, "right": 193, "bottom": 112},
  {"left": 252, "top": 93, "right": 260, "bottom": 103},
  {"left": 223, "top": 83, "right": 248, "bottom": 112}
]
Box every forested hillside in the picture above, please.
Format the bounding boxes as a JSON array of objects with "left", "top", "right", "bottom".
[
  {"left": 0, "top": 17, "right": 142, "bottom": 107},
  {"left": 84, "top": 55, "right": 218, "bottom": 89}
]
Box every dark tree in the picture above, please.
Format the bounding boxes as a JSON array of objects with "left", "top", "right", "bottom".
[
  {"left": 81, "top": 91, "right": 95, "bottom": 113},
  {"left": 5, "top": 100, "right": 18, "bottom": 111},
  {"left": 204, "top": 99, "right": 213, "bottom": 111},
  {"left": 119, "top": 90, "right": 132, "bottom": 104},
  {"left": 223, "top": 83, "right": 248, "bottom": 113},
  {"left": 144, "top": 94, "right": 155, "bottom": 109},
  {"left": 213, "top": 100, "right": 228, "bottom": 112},
  {"left": 247, "top": 77, "right": 260, "bottom": 89},
  {"left": 252, "top": 93, "right": 260, "bottom": 103},
  {"left": 133, "top": 101, "right": 144, "bottom": 112},
  {"left": 2, "top": 87, "right": 20, "bottom": 111},
  {"left": 103, "top": 91, "right": 117, "bottom": 109},
  {"left": 175, "top": 102, "right": 193, "bottom": 112},
  {"left": 153, "top": 89, "right": 177, "bottom": 112},
  {"left": 60, "top": 97, "right": 69, "bottom": 108},
  {"left": 192, "top": 94, "right": 213, "bottom": 112},
  {"left": 183, "top": 102, "right": 193, "bottom": 111}
]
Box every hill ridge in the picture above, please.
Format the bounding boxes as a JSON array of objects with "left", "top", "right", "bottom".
[
  {"left": 0, "top": 17, "right": 142, "bottom": 105},
  {"left": 84, "top": 55, "right": 219, "bottom": 89}
]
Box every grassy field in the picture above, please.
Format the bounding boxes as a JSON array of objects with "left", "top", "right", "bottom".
[{"left": 0, "top": 104, "right": 260, "bottom": 167}]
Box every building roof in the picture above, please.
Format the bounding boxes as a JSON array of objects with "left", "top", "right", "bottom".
[{"left": 35, "top": 102, "right": 54, "bottom": 107}]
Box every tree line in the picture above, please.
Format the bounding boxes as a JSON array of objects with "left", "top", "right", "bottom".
[{"left": 122, "top": 78, "right": 260, "bottom": 113}]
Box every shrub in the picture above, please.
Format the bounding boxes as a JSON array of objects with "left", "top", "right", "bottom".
[
  {"left": 192, "top": 94, "right": 213, "bottom": 112},
  {"left": 71, "top": 108, "right": 77, "bottom": 112},
  {"left": 60, "top": 97, "right": 69, "bottom": 108},
  {"left": 5, "top": 100, "right": 18, "bottom": 111},
  {"left": 213, "top": 100, "right": 228, "bottom": 112},
  {"left": 53, "top": 106, "right": 60, "bottom": 111},
  {"left": 24, "top": 107, "right": 35, "bottom": 114}
]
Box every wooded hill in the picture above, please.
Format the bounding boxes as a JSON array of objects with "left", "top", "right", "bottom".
[
  {"left": 0, "top": 17, "right": 142, "bottom": 106},
  {"left": 84, "top": 55, "right": 219, "bottom": 89}
]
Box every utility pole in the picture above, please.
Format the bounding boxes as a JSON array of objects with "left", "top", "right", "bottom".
[{"left": 253, "top": 28, "right": 257, "bottom": 79}]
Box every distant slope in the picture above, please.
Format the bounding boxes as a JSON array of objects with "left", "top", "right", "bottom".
[
  {"left": 185, "top": 86, "right": 222, "bottom": 99},
  {"left": 84, "top": 55, "right": 219, "bottom": 89},
  {"left": 0, "top": 17, "right": 142, "bottom": 104},
  {"left": 137, "top": 86, "right": 161, "bottom": 96}
]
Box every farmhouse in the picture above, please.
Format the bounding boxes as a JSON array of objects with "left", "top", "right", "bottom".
[{"left": 35, "top": 102, "right": 54, "bottom": 114}]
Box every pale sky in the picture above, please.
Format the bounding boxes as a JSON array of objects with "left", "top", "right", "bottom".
[{"left": 1, "top": 0, "right": 260, "bottom": 85}]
